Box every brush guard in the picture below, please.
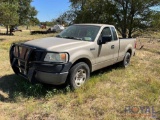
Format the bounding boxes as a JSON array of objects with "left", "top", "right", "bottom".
[{"left": 9, "top": 43, "right": 37, "bottom": 81}]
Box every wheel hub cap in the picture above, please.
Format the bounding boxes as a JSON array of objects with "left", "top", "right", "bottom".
[{"left": 75, "top": 69, "right": 87, "bottom": 87}]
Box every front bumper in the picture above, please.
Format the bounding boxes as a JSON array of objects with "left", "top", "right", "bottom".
[
  {"left": 26, "top": 62, "right": 72, "bottom": 85},
  {"left": 10, "top": 43, "right": 72, "bottom": 85},
  {"left": 35, "top": 71, "right": 68, "bottom": 85}
]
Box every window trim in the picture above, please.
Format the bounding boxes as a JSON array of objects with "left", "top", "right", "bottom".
[{"left": 110, "top": 27, "right": 118, "bottom": 41}]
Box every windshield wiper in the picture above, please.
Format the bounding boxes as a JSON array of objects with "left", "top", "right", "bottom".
[
  {"left": 63, "top": 36, "right": 82, "bottom": 40},
  {"left": 56, "top": 35, "right": 62, "bottom": 38},
  {"left": 56, "top": 35, "right": 83, "bottom": 40}
]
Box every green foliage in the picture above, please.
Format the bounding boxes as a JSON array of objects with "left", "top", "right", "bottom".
[
  {"left": 0, "top": 1, "right": 19, "bottom": 25},
  {"left": 44, "top": 21, "right": 55, "bottom": 27},
  {"left": 0, "top": 0, "right": 19, "bottom": 34},
  {"left": 70, "top": 0, "right": 86, "bottom": 10},
  {"left": 19, "top": 3, "right": 38, "bottom": 26},
  {"left": 150, "top": 12, "right": 160, "bottom": 30},
  {"left": 0, "top": 0, "right": 38, "bottom": 34},
  {"left": 18, "top": 0, "right": 37, "bottom": 24},
  {"left": 76, "top": 0, "right": 116, "bottom": 23},
  {"left": 52, "top": 10, "right": 76, "bottom": 26},
  {"left": 112, "top": 0, "right": 160, "bottom": 38}
]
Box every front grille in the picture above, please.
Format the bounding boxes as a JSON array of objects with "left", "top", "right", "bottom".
[
  {"left": 30, "top": 50, "right": 44, "bottom": 62},
  {"left": 13, "top": 46, "right": 31, "bottom": 60},
  {"left": 11, "top": 44, "right": 36, "bottom": 76}
]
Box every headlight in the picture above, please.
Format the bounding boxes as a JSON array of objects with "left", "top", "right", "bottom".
[{"left": 44, "top": 53, "right": 68, "bottom": 62}]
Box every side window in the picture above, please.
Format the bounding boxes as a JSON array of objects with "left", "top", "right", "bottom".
[
  {"left": 102, "top": 27, "right": 112, "bottom": 37},
  {"left": 101, "top": 27, "right": 113, "bottom": 41},
  {"left": 111, "top": 27, "right": 118, "bottom": 40}
]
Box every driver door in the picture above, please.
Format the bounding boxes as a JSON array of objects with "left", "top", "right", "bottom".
[{"left": 95, "top": 27, "right": 115, "bottom": 69}]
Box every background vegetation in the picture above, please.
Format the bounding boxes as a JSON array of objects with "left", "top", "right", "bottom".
[{"left": 1, "top": 0, "right": 160, "bottom": 37}]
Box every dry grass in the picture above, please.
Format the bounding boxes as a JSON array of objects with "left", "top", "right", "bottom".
[
  {"left": 0, "top": 30, "right": 160, "bottom": 120},
  {"left": 0, "top": 25, "right": 47, "bottom": 31}
]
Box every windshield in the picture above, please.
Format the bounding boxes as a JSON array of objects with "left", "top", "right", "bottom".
[{"left": 57, "top": 25, "right": 100, "bottom": 41}]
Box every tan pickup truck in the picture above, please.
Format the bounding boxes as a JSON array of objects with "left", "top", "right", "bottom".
[{"left": 10, "top": 24, "right": 136, "bottom": 89}]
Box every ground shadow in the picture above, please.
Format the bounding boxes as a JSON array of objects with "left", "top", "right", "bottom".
[
  {"left": 0, "top": 74, "right": 61, "bottom": 102},
  {"left": 0, "top": 63, "right": 122, "bottom": 102},
  {"left": 0, "top": 33, "right": 14, "bottom": 36}
]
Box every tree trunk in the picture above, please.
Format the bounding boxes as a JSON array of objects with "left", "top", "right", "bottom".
[
  {"left": 128, "top": 29, "right": 132, "bottom": 38},
  {"left": 9, "top": 26, "right": 14, "bottom": 35},
  {"left": 122, "top": 33, "right": 127, "bottom": 38},
  {"left": 128, "top": 2, "right": 135, "bottom": 38},
  {"left": 122, "top": 28, "right": 127, "bottom": 38},
  {"left": 6, "top": 26, "right": 9, "bottom": 35},
  {"left": 81, "top": 0, "right": 86, "bottom": 10}
]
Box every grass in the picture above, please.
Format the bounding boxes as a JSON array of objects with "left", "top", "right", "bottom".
[{"left": 0, "top": 29, "right": 160, "bottom": 120}]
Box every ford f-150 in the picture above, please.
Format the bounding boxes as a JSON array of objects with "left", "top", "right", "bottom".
[{"left": 10, "top": 24, "right": 136, "bottom": 89}]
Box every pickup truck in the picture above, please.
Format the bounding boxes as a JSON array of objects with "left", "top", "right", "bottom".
[{"left": 10, "top": 24, "right": 136, "bottom": 89}]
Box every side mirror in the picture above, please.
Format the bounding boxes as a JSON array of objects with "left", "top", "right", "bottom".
[{"left": 98, "top": 35, "right": 112, "bottom": 45}]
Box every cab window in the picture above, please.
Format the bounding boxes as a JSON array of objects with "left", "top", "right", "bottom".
[
  {"left": 101, "top": 27, "right": 113, "bottom": 41},
  {"left": 101, "top": 27, "right": 112, "bottom": 36},
  {"left": 111, "top": 27, "right": 118, "bottom": 40}
]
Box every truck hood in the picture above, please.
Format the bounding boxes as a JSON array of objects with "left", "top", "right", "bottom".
[{"left": 24, "top": 37, "right": 93, "bottom": 52}]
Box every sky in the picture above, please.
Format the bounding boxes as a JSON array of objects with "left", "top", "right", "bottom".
[{"left": 31, "top": 0, "right": 71, "bottom": 22}]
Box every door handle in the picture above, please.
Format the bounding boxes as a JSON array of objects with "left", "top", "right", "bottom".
[
  {"left": 90, "top": 48, "right": 95, "bottom": 51},
  {"left": 111, "top": 45, "right": 115, "bottom": 49}
]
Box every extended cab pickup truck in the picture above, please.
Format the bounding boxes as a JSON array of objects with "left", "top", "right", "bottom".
[{"left": 10, "top": 24, "right": 136, "bottom": 89}]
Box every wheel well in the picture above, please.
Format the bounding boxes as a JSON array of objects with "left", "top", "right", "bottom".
[
  {"left": 71, "top": 58, "right": 92, "bottom": 72},
  {"left": 127, "top": 49, "right": 132, "bottom": 55}
]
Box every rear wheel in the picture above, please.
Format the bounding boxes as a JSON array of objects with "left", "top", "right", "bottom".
[
  {"left": 120, "top": 52, "right": 131, "bottom": 68},
  {"left": 68, "top": 62, "right": 90, "bottom": 90}
]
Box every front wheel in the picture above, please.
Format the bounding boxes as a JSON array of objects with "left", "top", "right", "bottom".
[{"left": 68, "top": 62, "right": 90, "bottom": 90}]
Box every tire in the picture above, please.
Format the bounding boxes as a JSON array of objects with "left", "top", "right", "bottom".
[
  {"left": 120, "top": 52, "right": 131, "bottom": 68},
  {"left": 68, "top": 62, "right": 90, "bottom": 90}
]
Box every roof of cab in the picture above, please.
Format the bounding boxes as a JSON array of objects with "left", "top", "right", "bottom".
[{"left": 74, "top": 23, "right": 114, "bottom": 27}]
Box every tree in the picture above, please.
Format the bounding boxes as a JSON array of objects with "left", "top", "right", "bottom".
[
  {"left": 70, "top": 0, "right": 87, "bottom": 10},
  {"left": 70, "top": 0, "right": 160, "bottom": 38},
  {"left": 0, "top": 0, "right": 38, "bottom": 34},
  {"left": 72, "top": 0, "right": 116, "bottom": 24},
  {"left": 150, "top": 11, "right": 160, "bottom": 30},
  {"left": 0, "top": 0, "right": 19, "bottom": 34},
  {"left": 25, "top": 7, "right": 39, "bottom": 29},
  {"left": 18, "top": 0, "right": 38, "bottom": 26},
  {"left": 112, "top": 0, "right": 160, "bottom": 38},
  {"left": 55, "top": 10, "right": 77, "bottom": 25}
]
